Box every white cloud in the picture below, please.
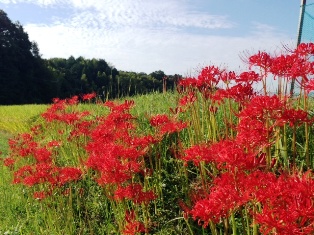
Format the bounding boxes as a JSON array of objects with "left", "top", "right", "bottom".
[
  {"left": 25, "top": 21, "right": 293, "bottom": 75},
  {"left": 2, "top": 0, "right": 233, "bottom": 29},
  {"left": 3, "top": 0, "right": 295, "bottom": 75},
  {"left": 0, "top": 0, "right": 62, "bottom": 6}
]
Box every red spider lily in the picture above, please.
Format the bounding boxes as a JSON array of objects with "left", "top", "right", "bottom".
[
  {"left": 178, "top": 91, "right": 197, "bottom": 107},
  {"left": 249, "top": 51, "right": 273, "bottom": 71},
  {"left": 159, "top": 121, "right": 187, "bottom": 135},
  {"left": 41, "top": 111, "right": 59, "bottom": 122},
  {"left": 57, "top": 112, "right": 83, "bottom": 125},
  {"left": 255, "top": 172, "right": 314, "bottom": 235},
  {"left": 182, "top": 144, "right": 213, "bottom": 166},
  {"left": 104, "top": 100, "right": 135, "bottom": 113},
  {"left": 270, "top": 54, "right": 298, "bottom": 77},
  {"left": 150, "top": 114, "right": 187, "bottom": 135},
  {"left": 295, "top": 42, "right": 314, "bottom": 56},
  {"left": 3, "top": 157, "right": 15, "bottom": 169},
  {"left": 130, "top": 135, "right": 157, "bottom": 148},
  {"left": 52, "top": 97, "right": 60, "bottom": 103},
  {"left": 270, "top": 54, "right": 312, "bottom": 80},
  {"left": 13, "top": 163, "right": 58, "bottom": 186},
  {"left": 209, "top": 88, "right": 227, "bottom": 104},
  {"left": 8, "top": 133, "right": 38, "bottom": 158},
  {"left": 236, "top": 117, "right": 272, "bottom": 149},
  {"left": 189, "top": 170, "right": 280, "bottom": 228},
  {"left": 30, "top": 124, "right": 42, "bottom": 135},
  {"left": 238, "top": 95, "right": 285, "bottom": 121},
  {"left": 17, "top": 141, "right": 38, "bottom": 158},
  {"left": 8, "top": 135, "right": 53, "bottom": 164},
  {"left": 183, "top": 138, "right": 266, "bottom": 171},
  {"left": 114, "top": 183, "right": 156, "bottom": 204},
  {"left": 67, "top": 95, "right": 79, "bottom": 105},
  {"left": 221, "top": 70, "right": 237, "bottom": 83},
  {"left": 236, "top": 71, "right": 261, "bottom": 84},
  {"left": 85, "top": 100, "right": 156, "bottom": 187},
  {"left": 222, "top": 83, "right": 255, "bottom": 103},
  {"left": 177, "top": 77, "right": 201, "bottom": 89},
  {"left": 123, "top": 210, "right": 147, "bottom": 235},
  {"left": 209, "top": 139, "right": 265, "bottom": 171},
  {"left": 189, "top": 170, "right": 314, "bottom": 233},
  {"left": 12, "top": 165, "right": 33, "bottom": 184},
  {"left": 304, "top": 79, "right": 314, "bottom": 93},
  {"left": 57, "top": 167, "right": 82, "bottom": 186},
  {"left": 82, "top": 92, "right": 96, "bottom": 101},
  {"left": 240, "top": 170, "right": 278, "bottom": 202},
  {"left": 42, "top": 96, "right": 89, "bottom": 123},
  {"left": 13, "top": 163, "right": 82, "bottom": 188},
  {"left": 190, "top": 172, "right": 250, "bottom": 226},
  {"left": 47, "top": 140, "right": 61, "bottom": 148},
  {"left": 278, "top": 108, "right": 312, "bottom": 127},
  {"left": 32, "top": 147, "right": 52, "bottom": 163},
  {"left": 183, "top": 139, "right": 266, "bottom": 172},
  {"left": 59, "top": 111, "right": 90, "bottom": 125},
  {"left": 86, "top": 151, "right": 141, "bottom": 185},
  {"left": 33, "top": 190, "right": 49, "bottom": 200},
  {"left": 177, "top": 66, "right": 227, "bottom": 93},
  {"left": 197, "top": 65, "right": 224, "bottom": 88},
  {"left": 69, "top": 120, "right": 94, "bottom": 139},
  {"left": 150, "top": 114, "right": 170, "bottom": 127}
]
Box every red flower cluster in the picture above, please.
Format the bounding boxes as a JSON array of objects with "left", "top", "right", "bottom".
[
  {"left": 189, "top": 170, "right": 314, "bottom": 234},
  {"left": 82, "top": 92, "right": 96, "bottom": 101},
  {"left": 150, "top": 114, "right": 187, "bottom": 136},
  {"left": 42, "top": 96, "right": 90, "bottom": 124},
  {"left": 177, "top": 44, "right": 314, "bottom": 234},
  {"left": 183, "top": 139, "right": 265, "bottom": 172},
  {"left": 81, "top": 100, "right": 159, "bottom": 228},
  {"left": 122, "top": 210, "right": 146, "bottom": 235},
  {"left": 114, "top": 183, "right": 156, "bottom": 204}
]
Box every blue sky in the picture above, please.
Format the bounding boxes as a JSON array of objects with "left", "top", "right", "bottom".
[{"left": 0, "top": 0, "right": 302, "bottom": 75}]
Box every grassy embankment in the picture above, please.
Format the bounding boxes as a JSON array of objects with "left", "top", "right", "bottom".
[{"left": 0, "top": 92, "right": 178, "bottom": 234}]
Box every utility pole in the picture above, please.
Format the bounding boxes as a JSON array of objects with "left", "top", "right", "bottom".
[{"left": 290, "top": 0, "right": 307, "bottom": 96}]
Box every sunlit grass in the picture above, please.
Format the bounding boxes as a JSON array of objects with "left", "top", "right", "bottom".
[{"left": 0, "top": 104, "right": 47, "bottom": 134}]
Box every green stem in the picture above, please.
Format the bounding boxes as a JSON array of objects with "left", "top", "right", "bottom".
[
  {"left": 184, "top": 217, "right": 194, "bottom": 235},
  {"left": 252, "top": 206, "right": 258, "bottom": 235},
  {"left": 292, "top": 125, "right": 296, "bottom": 166},
  {"left": 303, "top": 93, "right": 310, "bottom": 168},
  {"left": 209, "top": 220, "right": 218, "bottom": 235},
  {"left": 244, "top": 208, "right": 250, "bottom": 235},
  {"left": 231, "top": 212, "right": 238, "bottom": 235}
]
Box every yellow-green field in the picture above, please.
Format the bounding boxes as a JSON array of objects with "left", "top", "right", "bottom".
[{"left": 0, "top": 104, "right": 47, "bottom": 134}]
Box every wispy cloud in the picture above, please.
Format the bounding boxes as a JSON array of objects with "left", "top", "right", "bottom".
[
  {"left": 3, "top": 0, "right": 233, "bottom": 29},
  {"left": 2, "top": 0, "right": 295, "bottom": 74}
]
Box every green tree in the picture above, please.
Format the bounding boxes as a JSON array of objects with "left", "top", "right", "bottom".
[{"left": 0, "top": 9, "right": 56, "bottom": 104}]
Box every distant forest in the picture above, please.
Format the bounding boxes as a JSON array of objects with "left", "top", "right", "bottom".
[{"left": 0, "top": 9, "right": 182, "bottom": 105}]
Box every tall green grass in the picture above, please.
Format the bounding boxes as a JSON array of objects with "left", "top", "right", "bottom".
[{"left": 0, "top": 92, "right": 178, "bottom": 234}]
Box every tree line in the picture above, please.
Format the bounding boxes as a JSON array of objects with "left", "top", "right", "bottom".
[
  {"left": 46, "top": 57, "right": 181, "bottom": 101},
  {"left": 0, "top": 9, "right": 181, "bottom": 105}
]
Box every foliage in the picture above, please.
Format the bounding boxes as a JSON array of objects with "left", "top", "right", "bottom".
[
  {"left": 46, "top": 57, "right": 181, "bottom": 101},
  {"left": 0, "top": 10, "right": 57, "bottom": 104}
]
